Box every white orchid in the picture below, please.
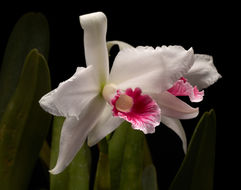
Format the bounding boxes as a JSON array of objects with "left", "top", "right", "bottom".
[{"left": 39, "top": 12, "right": 221, "bottom": 174}]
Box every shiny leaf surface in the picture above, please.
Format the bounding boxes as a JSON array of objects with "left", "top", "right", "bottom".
[
  {"left": 0, "top": 49, "right": 51, "bottom": 190},
  {"left": 169, "top": 109, "right": 216, "bottom": 190},
  {"left": 0, "top": 12, "right": 49, "bottom": 120}
]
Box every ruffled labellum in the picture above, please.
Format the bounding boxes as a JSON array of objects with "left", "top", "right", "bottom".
[
  {"left": 168, "top": 77, "right": 204, "bottom": 102},
  {"left": 111, "top": 88, "right": 161, "bottom": 134}
]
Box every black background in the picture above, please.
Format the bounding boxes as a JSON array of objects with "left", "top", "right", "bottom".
[{"left": 0, "top": 1, "right": 237, "bottom": 190}]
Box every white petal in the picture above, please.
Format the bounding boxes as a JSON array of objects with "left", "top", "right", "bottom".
[
  {"left": 152, "top": 91, "right": 199, "bottom": 119},
  {"left": 88, "top": 105, "right": 123, "bottom": 146},
  {"left": 184, "top": 54, "right": 222, "bottom": 89},
  {"left": 49, "top": 96, "right": 106, "bottom": 174},
  {"left": 109, "top": 46, "right": 194, "bottom": 94},
  {"left": 161, "top": 116, "right": 187, "bottom": 153},
  {"left": 80, "top": 12, "right": 109, "bottom": 83},
  {"left": 39, "top": 66, "right": 99, "bottom": 118}
]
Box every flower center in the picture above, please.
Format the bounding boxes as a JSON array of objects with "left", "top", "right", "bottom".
[
  {"left": 115, "top": 94, "right": 134, "bottom": 112},
  {"left": 102, "top": 83, "right": 117, "bottom": 103}
]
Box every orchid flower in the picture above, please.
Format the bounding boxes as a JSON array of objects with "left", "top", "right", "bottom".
[{"left": 39, "top": 12, "right": 221, "bottom": 174}]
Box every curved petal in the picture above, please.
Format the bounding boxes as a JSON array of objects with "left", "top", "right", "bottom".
[
  {"left": 109, "top": 46, "right": 194, "bottom": 94},
  {"left": 49, "top": 96, "right": 106, "bottom": 174},
  {"left": 39, "top": 66, "right": 99, "bottom": 118},
  {"left": 80, "top": 12, "right": 109, "bottom": 83},
  {"left": 184, "top": 54, "right": 222, "bottom": 89},
  {"left": 87, "top": 105, "right": 123, "bottom": 146},
  {"left": 152, "top": 91, "right": 199, "bottom": 119},
  {"left": 161, "top": 116, "right": 187, "bottom": 153},
  {"left": 107, "top": 40, "right": 133, "bottom": 52}
]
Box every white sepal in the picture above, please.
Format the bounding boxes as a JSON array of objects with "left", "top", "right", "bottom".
[
  {"left": 39, "top": 66, "right": 99, "bottom": 119},
  {"left": 80, "top": 12, "right": 109, "bottom": 83}
]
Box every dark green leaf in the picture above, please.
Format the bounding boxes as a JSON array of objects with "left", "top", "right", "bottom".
[
  {"left": 50, "top": 116, "right": 91, "bottom": 190},
  {"left": 142, "top": 164, "right": 158, "bottom": 190},
  {"left": 143, "top": 137, "right": 153, "bottom": 167},
  {"left": 94, "top": 151, "right": 111, "bottom": 190},
  {"left": 0, "top": 49, "right": 52, "bottom": 190},
  {"left": 142, "top": 138, "right": 159, "bottom": 190},
  {"left": 39, "top": 141, "right": 51, "bottom": 168},
  {"left": 169, "top": 109, "right": 216, "bottom": 190},
  {"left": 108, "top": 122, "right": 144, "bottom": 190},
  {"left": 108, "top": 122, "right": 129, "bottom": 189},
  {"left": 0, "top": 12, "right": 49, "bottom": 120},
  {"left": 94, "top": 138, "right": 111, "bottom": 190}
]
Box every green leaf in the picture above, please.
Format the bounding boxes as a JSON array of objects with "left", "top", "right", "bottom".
[
  {"left": 0, "top": 49, "right": 52, "bottom": 190},
  {"left": 50, "top": 116, "right": 91, "bottom": 190},
  {"left": 108, "top": 122, "right": 129, "bottom": 189},
  {"left": 142, "top": 138, "right": 159, "bottom": 190},
  {"left": 39, "top": 141, "right": 51, "bottom": 168},
  {"left": 0, "top": 12, "right": 49, "bottom": 120},
  {"left": 94, "top": 152, "right": 111, "bottom": 190},
  {"left": 142, "top": 164, "right": 158, "bottom": 190},
  {"left": 169, "top": 109, "right": 216, "bottom": 190},
  {"left": 93, "top": 122, "right": 158, "bottom": 190},
  {"left": 108, "top": 122, "right": 145, "bottom": 190},
  {"left": 143, "top": 137, "right": 153, "bottom": 167},
  {"left": 94, "top": 138, "right": 111, "bottom": 190}
]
